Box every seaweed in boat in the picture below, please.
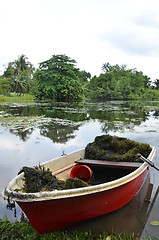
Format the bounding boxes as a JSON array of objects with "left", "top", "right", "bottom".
[
  {"left": 18, "top": 165, "right": 89, "bottom": 193},
  {"left": 61, "top": 178, "right": 89, "bottom": 189},
  {"left": 85, "top": 134, "right": 152, "bottom": 162}
]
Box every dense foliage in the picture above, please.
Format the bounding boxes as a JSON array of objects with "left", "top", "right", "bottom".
[
  {"left": 34, "top": 54, "right": 84, "bottom": 101},
  {"left": 0, "top": 77, "right": 12, "bottom": 95},
  {"left": 86, "top": 63, "right": 157, "bottom": 100},
  {"left": 1, "top": 54, "right": 159, "bottom": 100},
  {"left": 1, "top": 55, "right": 34, "bottom": 96}
]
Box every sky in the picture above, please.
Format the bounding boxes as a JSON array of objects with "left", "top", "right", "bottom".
[{"left": 0, "top": 0, "right": 159, "bottom": 81}]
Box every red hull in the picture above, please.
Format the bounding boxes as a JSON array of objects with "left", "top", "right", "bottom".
[{"left": 17, "top": 168, "right": 148, "bottom": 233}]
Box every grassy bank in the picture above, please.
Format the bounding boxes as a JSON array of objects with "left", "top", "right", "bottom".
[
  {"left": 0, "top": 217, "right": 141, "bottom": 240},
  {"left": 0, "top": 217, "right": 155, "bottom": 240},
  {"left": 0, "top": 93, "right": 34, "bottom": 102}
]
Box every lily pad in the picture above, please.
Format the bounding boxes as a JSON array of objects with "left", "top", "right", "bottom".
[{"left": 150, "top": 221, "right": 159, "bottom": 226}]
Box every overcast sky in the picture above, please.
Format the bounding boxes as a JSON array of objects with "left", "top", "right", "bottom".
[{"left": 1, "top": 0, "right": 159, "bottom": 81}]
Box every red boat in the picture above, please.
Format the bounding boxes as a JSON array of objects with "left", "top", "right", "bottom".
[{"left": 3, "top": 146, "right": 156, "bottom": 233}]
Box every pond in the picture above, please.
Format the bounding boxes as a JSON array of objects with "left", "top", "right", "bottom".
[{"left": 0, "top": 100, "right": 159, "bottom": 238}]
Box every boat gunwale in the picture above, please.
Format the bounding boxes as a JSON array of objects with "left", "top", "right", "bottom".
[{"left": 2, "top": 146, "right": 156, "bottom": 202}]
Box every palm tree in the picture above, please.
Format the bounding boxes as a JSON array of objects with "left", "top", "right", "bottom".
[{"left": 12, "top": 54, "right": 34, "bottom": 95}]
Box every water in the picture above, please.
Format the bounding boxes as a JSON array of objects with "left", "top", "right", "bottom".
[{"left": 0, "top": 100, "right": 159, "bottom": 238}]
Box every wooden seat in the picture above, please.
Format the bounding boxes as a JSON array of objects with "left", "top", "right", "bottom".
[{"left": 75, "top": 159, "right": 142, "bottom": 170}]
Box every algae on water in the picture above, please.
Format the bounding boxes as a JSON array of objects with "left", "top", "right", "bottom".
[
  {"left": 18, "top": 165, "right": 89, "bottom": 193},
  {"left": 85, "top": 134, "right": 152, "bottom": 162}
]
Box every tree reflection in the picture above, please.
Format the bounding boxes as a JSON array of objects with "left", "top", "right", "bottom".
[
  {"left": 39, "top": 122, "right": 81, "bottom": 143},
  {"left": 9, "top": 127, "right": 34, "bottom": 141},
  {"left": 0, "top": 100, "right": 159, "bottom": 143}
]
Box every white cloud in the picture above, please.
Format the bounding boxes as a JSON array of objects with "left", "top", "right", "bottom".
[
  {"left": 0, "top": 0, "right": 159, "bottom": 80},
  {"left": 104, "top": 24, "right": 159, "bottom": 56}
]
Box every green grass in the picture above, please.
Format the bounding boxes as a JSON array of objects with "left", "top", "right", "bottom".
[
  {"left": 0, "top": 217, "right": 155, "bottom": 240},
  {"left": 0, "top": 93, "right": 34, "bottom": 102}
]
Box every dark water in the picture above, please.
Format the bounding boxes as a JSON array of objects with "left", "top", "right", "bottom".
[{"left": 0, "top": 100, "right": 159, "bottom": 238}]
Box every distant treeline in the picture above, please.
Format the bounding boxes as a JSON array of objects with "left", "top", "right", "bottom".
[
  {"left": 86, "top": 62, "right": 159, "bottom": 100},
  {"left": 1, "top": 54, "right": 159, "bottom": 101}
]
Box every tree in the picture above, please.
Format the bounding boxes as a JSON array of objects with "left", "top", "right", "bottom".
[
  {"left": 102, "top": 62, "right": 113, "bottom": 73},
  {"left": 80, "top": 70, "right": 91, "bottom": 83},
  {"left": 87, "top": 62, "right": 153, "bottom": 100},
  {"left": 35, "top": 54, "right": 84, "bottom": 101},
  {"left": 153, "top": 79, "right": 159, "bottom": 90},
  {"left": 13, "top": 54, "right": 33, "bottom": 74},
  {"left": 0, "top": 77, "right": 12, "bottom": 95},
  {"left": 3, "top": 62, "right": 14, "bottom": 79},
  {"left": 3, "top": 63, "right": 15, "bottom": 92},
  {"left": 12, "top": 55, "right": 34, "bottom": 95}
]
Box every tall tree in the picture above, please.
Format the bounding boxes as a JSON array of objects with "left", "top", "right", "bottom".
[
  {"left": 13, "top": 54, "right": 33, "bottom": 73},
  {"left": 12, "top": 54, "right": 34, "bottom": 95},
  {"left": 35, "top": 54, "right": 84, "bottom": 101}
]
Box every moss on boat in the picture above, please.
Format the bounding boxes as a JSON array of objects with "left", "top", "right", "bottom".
[
  {"left": 85, "top": 134, "right": 152, "bottom": 162},
  {"left": 18, "top": 165, "right": 89, "bottom": 193}
]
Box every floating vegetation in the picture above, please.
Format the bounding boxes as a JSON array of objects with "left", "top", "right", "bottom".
[
  {"left": 150, "top": 221, "right": 159, "bottom": 226},
  {"left": 0, "top": 115, "right": 82, "bottom": 133},
  {"left": 85, "top": 134, "right": 152, "bottom": 162},
  {"left": 18, "top": 165, "right": 89, "bottom": 193}
]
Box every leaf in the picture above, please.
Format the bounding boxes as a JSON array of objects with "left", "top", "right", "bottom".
[
  {"left": 106, "top": 236, "right": 111, "bottom": 240},
  {"left": 150, "top": 221, "right": 159, "bottom": 226}
]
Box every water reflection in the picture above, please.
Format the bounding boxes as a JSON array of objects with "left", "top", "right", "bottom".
[
  {"left": 1, "top": 100, "right": 159, "bottom": 143},
  {"left": 1, "top": 100, "right": 159, "bottom": 238},
  {"left": 39, "top": 122, "right": 80, "bottom": 143}
]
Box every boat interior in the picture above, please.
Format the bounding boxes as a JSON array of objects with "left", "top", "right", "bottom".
[{"left": 74, "top": 159, "right": 142, "bottom": 185}]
